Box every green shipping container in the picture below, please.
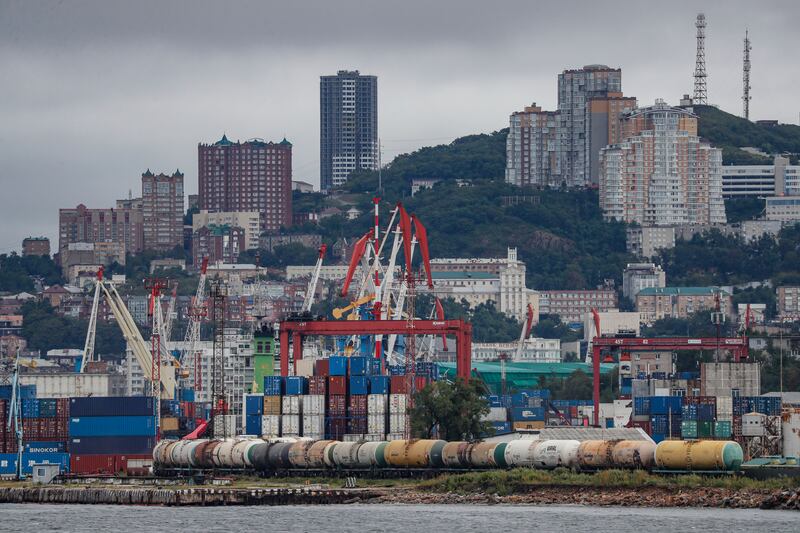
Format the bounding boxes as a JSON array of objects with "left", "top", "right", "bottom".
[
  {"left": 252, "top": 333, "right": 276, "bottom": 393},
  {"left": 714, "top": 420, "right": 732, "bottom": 439},
  {"left": 681, "top": 420, "right": 698, "bottom": 439},
  {"left": 697, "top": 420, "right": 714, "bottom": 438}
]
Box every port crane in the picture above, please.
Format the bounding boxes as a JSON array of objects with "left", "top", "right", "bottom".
[
  {"left": 180, "top": 257, "right": 209, "bottom": 392},
  {"left": 301, "top": 244, "right": 327, "bottom": 313},
  {"left": 82, "top": 267, "right": 176, "bottom": 399},
  {"left": 6, "top": 348, "right": 24, "bottom": 479}
]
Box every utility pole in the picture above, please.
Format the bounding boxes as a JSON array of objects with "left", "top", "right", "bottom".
[
  {"left": 693, "top": 13, "right": 708, "bottom": 105},
  {"left": 743, "top": 29, "right": 752, "bottom": 120}
]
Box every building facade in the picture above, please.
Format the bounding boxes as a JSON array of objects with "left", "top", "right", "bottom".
[
  {"left": 22, "top": 237, "right": 50, "bottom": 257},
  {"left": 599, "top": 100, "right": 726, "bottom": 226},
  {"left": 192, "top": 225, "right": 246, "bottom": 267},
  {"left": 558, "top": 65, "right": 623, "bottom": 187},
  {"left": 538, "top": 289, "right": 618, "bottom": 324},
  {"left": 765, "top": 196, "right": 800, "bottom": 222},
  {"left": 622, "top": 263, "right": 666, "bottom": 301},
  {"left": 635, "top": 286, "right": 732, "bottom": 324},
  {"left": 472, "top": 338, "right": 561, "bottom": 363},
  {"left": 141, "top": 170, "right": 184, "bottom": 251},
  {"left": 777, "top": 286, "right": 800, "bottom": 321},
  {"left": 198, "top": 136, "right": 293, "bottom": 233},
  {"left": 722, "top": 156, "right": 799, "bottom": 198},
  {"left": 626, "top": 226, "right": 676, "bottom": 258},
  {"left": 505, "top": 104, "right": 562, "bottom": 187},
  {"left": 192, "top": 210, "right": 261, "bottom": 250},
  {"left": 58, "top": 203, "right": 144, "bottom": 260},
  {"left": 585, "top": 94, "right": 637, "bottom": 184},
  {"left": 320, "top": 70, "right": 378, "bottom": 191}
]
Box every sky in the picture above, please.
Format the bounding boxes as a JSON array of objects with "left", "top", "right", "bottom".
[{"left": 1, "top": 0, "right": 798, "bottom": 252}]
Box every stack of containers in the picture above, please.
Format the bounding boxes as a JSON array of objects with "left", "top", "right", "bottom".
[
  {"left": 348, "top": 358, "right": 369, "bottom": 436},
  {"left": 367, "top": 376, "right": 389, "bottom": 437},
  {"left": 262, "top": 376, "right": 283, "bottom": 437},
  {"left": 243, "top": 393, "right": 263, "bottom": 436},
  {"left": 509, "top": 390, "right": 547, "bottom": 430},
  {"left": 302, "top": 378, "right": 325, "bottom": 439},
  {"left": 388, "top": 392, "right": 407, "bottom": 437},
  {"left": 68, "top": 396, "right": 156, "bottom": 475},
  {"left": 680, "top": 396, "right": 716, "bottom": 439},
  {"left": 648, "top": 396, "right": 682, "bottom": 442},
  {"left": 326, "top": 356, "right": 348, "bottom": 440},
  {"left": 715, "top": 396, "right": 733, "bottom": 439},
  {"left": 282, "top": 376, "right": 306, "bottom": 437},
  {"left": 732, "top": 396, "right": 782, "bottom": 442}
]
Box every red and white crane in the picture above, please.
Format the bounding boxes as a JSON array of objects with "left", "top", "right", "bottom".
[
  {"left": 181, "top": 257, "right": 209, "bottom": 391},
  {"left": 301, "top": 244, "right": 327, "bottom": 313}
]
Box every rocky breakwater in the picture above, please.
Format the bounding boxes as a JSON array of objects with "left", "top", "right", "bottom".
[
  {"left": 0, "top": 486, "right": 381, "bottom": 506},
  {"left": 377, "top": 485, "right": 800, "bottom": 510}
]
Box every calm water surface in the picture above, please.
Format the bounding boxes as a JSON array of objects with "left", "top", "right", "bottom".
[{"left": 0, "top": 503, "right": 796, "bottom": 532}]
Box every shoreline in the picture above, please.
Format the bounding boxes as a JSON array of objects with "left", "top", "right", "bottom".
[{"left": 0, "top": 485, "right": 798, "bottom": 510}]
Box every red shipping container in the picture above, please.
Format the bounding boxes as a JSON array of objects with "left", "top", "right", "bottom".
[
  {"left": 328, "top": 394, "right": 347, "bottom": 414},
  {"left": 328, "top": 376, "right": 347, "bottom": 395},
  {"left": 71, "top": 454, "right": 117, "bottom": 475},
  {"left": 390, "top": 376, "right": 409, "bottom": 394},
  {"left": 315, "top": 359, "right": 330, "bottom": 376},
  {"left": 414, "top": 376, "right": 429, "bottom": 392},
  {"left": 349, "top": 395, "right": 367, "bottom": 414},
  {"left": 326, "top": 417, "right": 347, "bottom": 440},
  {"left": 309, "top": 376, "right": 327, "bottom": 395}
]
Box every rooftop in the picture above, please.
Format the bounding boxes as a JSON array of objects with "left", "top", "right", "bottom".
[
  {"left": 637, "top": 286, "right": 729, "bottom": 297},
  {"left": 431, "top": 271, "right": 497, "bottom": 280}
]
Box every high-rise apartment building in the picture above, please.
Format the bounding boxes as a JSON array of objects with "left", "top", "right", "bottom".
[
  {"left": 505, "top": 104, "right": 562, "bottom": 187},
  {"left": 198, "top": 136, "right": 293, "bottom": 233},
  {"left": 599, "top": 100, "right": 726, "bottom": 226},
  {"left": 141, "top": 170, "right": 184, "bottom": 251},
  {"left": 58, "top": 204, "right": 143, "bottom": 260},
  {"left": 505, "top": 65, "right": 631, "bottom": 188},
  {"left": 320, "top": 70, "right": 378, "bottom": 191},
  {"left": 558, "top": 65, "right": 623, "bottom": 187}
]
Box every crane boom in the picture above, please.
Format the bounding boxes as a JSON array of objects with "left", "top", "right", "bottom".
[
  {"left": 302, "top": 244, "right": 327, "bottom": 313},
  {"left": 514, "top": 303, "right": 535, "bottom": 360}
]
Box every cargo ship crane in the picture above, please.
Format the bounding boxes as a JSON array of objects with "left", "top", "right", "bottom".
[{"left": 301, "top": 244, "right": 327, "bottom": 313}]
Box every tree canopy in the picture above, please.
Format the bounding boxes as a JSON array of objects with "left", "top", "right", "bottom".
[
  {"left": 20, "top": 300, "right": 125, "bottom": 356},
  {"left": 409, "top": 378, "right": 492, "bottom": 440},
  {"left": 0, "top": 253, "right": 63, "bottom": 293}
]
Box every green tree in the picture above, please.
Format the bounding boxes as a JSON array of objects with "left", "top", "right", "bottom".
[{"left": 409, "top": 378, "right": 492, "bottom": 440}]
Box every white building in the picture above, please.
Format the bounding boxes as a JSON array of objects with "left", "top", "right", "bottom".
[
  {"left": 626, "top": 226, "right": 676, "bottom": 259},
  {"left": 472, "top": 338, "right": 561, "bottom": 363},
  {"left": 622, "top": 263, "right": 666, "bottom": 300},
  {"left": 192, "top": 210, "right": 262, "bottom": 250},
  {"left": 722, "top": 156, "right": 800, "bottom": 198},
  {"left": 766, "top": 196, "right": 800, "bottom": 222},
  {"left": 431, "top": 248, "right": 529, "bottom": 320}
]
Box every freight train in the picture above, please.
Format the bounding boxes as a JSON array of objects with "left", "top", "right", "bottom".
[{"left": 152, "top": 438, "right": 744, "bottom": 476}]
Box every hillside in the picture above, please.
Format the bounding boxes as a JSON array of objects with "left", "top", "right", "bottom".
[{"left": 694, "top": 105, "right": 800, "bottom": 164}]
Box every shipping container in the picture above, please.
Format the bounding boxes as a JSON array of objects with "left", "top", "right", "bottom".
[
  {"left": 484, "top": 407, "right": 508, "bottom": 422},
  {"left": 649, "top": 396, "right": 682, "bottom": 415},
  {"left": 509, "top": 406, "right": 545, "bottom": 422},
  {"left": 328, "top": 356, "right": 348, "bottom": 376},
  {"left": 511, "top": 421, "right": 544, "bottom": 431},
  {"left": 327, "top": 395, "right": 347, "bottom": 414},
  {"left": 245, "top": 394, "right": 264, "bottom": 416},
  {"left": 369, "top": 376, "right": 389, "bottom": 395},
  {"left": 349, "top": 376, "right": 369, "bottom": 396},
  {"left": 263, "top": 376, "right": 284, "bottom": 396},
  {"left": 390, "top": 376, "right": 409, "bottom": 394},
  {"left": 285, "top": 376, "right": 308, "bottom": 396},
  {"left": 349, "top": 395, "right": 367, "bottom": 414},
  {"left": 263, "top": 396, "right": 281, "bottom": 415},
  {"left": 314, "top": 359, "right": 329, "bottom": 377},
  {"left": 281, "top": 415, "right": 300, "bottom": 436},
  {"left": 328, "top": 376, "right": 347, "bottom": 396},
  {"left": 24, "top": 441, "right": 66, "bottom": 454},
  {"left": 246, "top": 414, "right": 262, "bottom": 436},
  {"left": 69, "top": 416, "right": 156, "bottom": 437},
  {"left": 261, "top": 415, "right": 281, "bottom": 437},
  {"left": 349, "top": 356, "right": 369, "bottom": 376},
  {"left": 367, "top": 413, "right": 386, "bottom": 434},
  {"left": 389, "top": 413, "right": 406, "bottom": 433},
  {"left": 0, "top": 452, "right": 69, "bottom": 475},
  {"left": 70, "top": 453, "right": 151, "bottom": 475},
  {"left": 303, "top": 415, "right": 325, "bottom": 437},
  {"left": 69, "top": 397, "right": 154, "bottom": 418},
  {"left": 389, "top": 394, "right": 408, "bottom": 414},
  {"left": 367, "top": 394, "right": 387, "bottom": 414},
  {"left": 69, "top": 435, "right": 155, "bottom": 455},
  {"left": 308, "top": 376, "right": 327, "bottom": 395},
  {"left": 302, "top": 395, "right": 325, "bottom": 416},
  {"left": 281, "top": 396, "right": 302, "bottom": 415}
]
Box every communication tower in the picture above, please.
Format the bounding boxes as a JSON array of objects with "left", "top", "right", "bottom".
[
  {"left": 693, "top": 13, "right": 708, "bottom": 105},
  {"left": 743, "top": 30, "right": 752, "bottom": 120}
]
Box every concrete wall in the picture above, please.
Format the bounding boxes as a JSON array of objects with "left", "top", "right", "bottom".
[{"left": 700, "top": 362, "right": 760, "bottom": 397}]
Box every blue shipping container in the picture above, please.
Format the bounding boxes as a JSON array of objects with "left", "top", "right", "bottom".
[
  {"left": 329, "top": 356, "right": 348, "bottom": 376},
  {"left": 488, "top": 422, "right": 512, "bottom": 435},
  {"left": 21, "top": 385, "right": 37, "bottom": 399},
  {"left": 350, "top": 376, "right": 369, "bottom": 395},
  {"left": 387, "top": 365, "right": 406, "bottom": 376},
  {"left": 0, "top": 454, "right": 17, "bottom": 475},
  {"left": 69, "top": 416, "right": 156, "bottom": 437},
  {"left": 649, "top": 396, "right": 682, "bottom": 415},
  {"left": 69, "top": 397, "right": 155, "bottom": 417},
  {"left": 634, "top": 396, "right": 650, "bottom": 415},
  {"left": 369, "top": 358, "right": 382, "bottom": 375},
  {"left": 245, "top": 414, "right": 262, "bottom": 436},
  {"left": 370, "top": 376, "right": 389, "bottom": 395},
  {"left": 25, "top": 441, "right": 66, "bottom": 453},
  {"left": 21, "top": 398, "right": 40, "bottom": 418},
  {"left": 263, "top": 376, "right": 283, "bottom": 396},
  {"left": 245, "top": 395, "right": 263, "bottom": 416},
  {"left": 181, "top": 388, "right": 195, "bottom": 402},
  {"left": 509, "top": 406, "right": 545, "bottom": 421},
  {"left": 0, "top": 453, "right": 70, "bottom": 475},
  {"left": 285, "top": 376, "right": 308, "bottom": 395},
  {"left": 68, "top": 436, "right": 156, "bottom": 455},
  {"left": 349, "top": 356, "right": 368, "bottom": 376},
  {"left": 38, "top": 399, "right": 58, "bottom": 418}
]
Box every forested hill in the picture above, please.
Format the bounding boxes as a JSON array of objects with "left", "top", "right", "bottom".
[{"left": 694, "top": 105, "right": 800, "bottom": 165}]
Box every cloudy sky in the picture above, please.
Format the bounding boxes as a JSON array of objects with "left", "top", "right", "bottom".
[{"left": 1, "top": 0, "right": 798, "bottom": 252}]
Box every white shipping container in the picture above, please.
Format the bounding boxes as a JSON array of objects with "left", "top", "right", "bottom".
[
  {"left": 282, "top": 396, "right": 302, "bottom": 415},
  {"left": 367, "top": 394, "right": 388, "bottom": 414},
  {"left": 281, "top": 414, "right": 301, "bottom": 436},
  {"left": 362, "top": 433, "right": 384, "bottom": 442},
  {"left": 483, "top": 407, "right": 508, "bottom": 422},
  {"left": 389, "top": 394, "right": 408, "bottom": 414},
  {"left": 389, "top": 413, "right": 407, "bottom": 433},
  {"left": 343, "top": 434, "right": 364, "bottom": 442},
  {"left": 716, "top": 396, "right": 733, "bottom": 419},
  {"left": 368, "top": 413, "right": 386, "bottom": 434},
  {"left": 386, "top": 432, "right": 404, "bottom": 441},
  {"left": 742, "top": 413, "right": 766, "bottom": 437},
  {"left": 302, "top": 395, "right": 325, "bottom": 415},
  {"left": 212, "top": 415, "right": 238, "bottom": 438},
  {"left": 303, "top": 414, "right": 325, "bottom": 436},
  {"left": 654, "top": 387, "right": 670, "bottom": 397},
  {"left": 295, "top": 359, "right": 315, "bottom": 377},
  {"left": 261, "top": 415, "right": 281, "bottom": 437}
]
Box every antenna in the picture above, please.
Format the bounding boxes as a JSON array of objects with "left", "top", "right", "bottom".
[
  {"left": 693, "top": 13, "right": 708, "bottom": 105},
  {"left": 743, "top": 29, "right": 752, "bottom": 120}
]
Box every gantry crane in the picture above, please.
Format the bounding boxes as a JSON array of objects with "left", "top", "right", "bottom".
[
  {"left": 82, "top": 267, "right": 176, "bottom": 399},
  {"left": 180, "top": 257, "right": 209, "bottom": 391}
]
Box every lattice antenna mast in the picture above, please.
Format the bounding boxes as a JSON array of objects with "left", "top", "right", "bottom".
[
  {"left": 743, "top": 29, "right": 752, "bottom": 120},
  {"left": 693, "top": 13, "right": 708, "bottom": 104},
  {"left": 210, "top": 281, "right": 227, "bottom": 438}
]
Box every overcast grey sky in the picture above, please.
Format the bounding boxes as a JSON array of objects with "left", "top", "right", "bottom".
[{"left": 1, "top": 0, "right": 798, "bottom": 252}]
